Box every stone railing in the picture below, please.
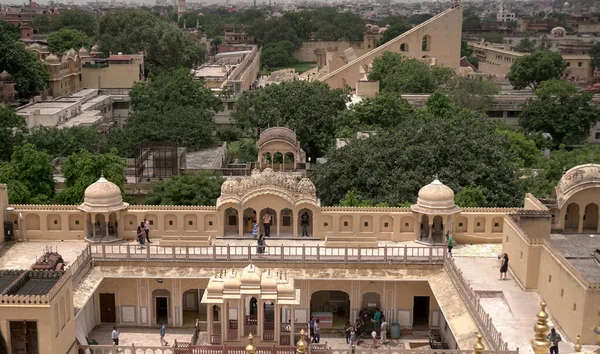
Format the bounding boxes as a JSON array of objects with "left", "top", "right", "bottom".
[
  {"left": 327, "top": 350, "right": 518, "bottom": 354},
  {"left": 78, "top": 345, "right": 173, "bottom": 354},
  {"left": 69, "top": 245, "right": 93, "bottom": 288},
  {"left": 90, "top": 244, "right": 445, "bottom": 264},
  {"left": 444, "top": 254, "right": 509, "bottom": 351}
]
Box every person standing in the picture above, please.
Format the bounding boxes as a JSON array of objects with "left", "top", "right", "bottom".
[
  {"left": 380, "top": 318, "right": 388, "bottom": 344},
  {"left": 111, "top": 326, "right": 120, "bottom": 346},
  {"left": 137, "top": 226, "right": 145, "bottom": 249},
  {"left": 159, "top": 322, "right": 168, "bottom": 346},
  {"left": 349, "top": 326, "right": 356, "bottom": 348},
  {"left": 263, "top": 211, "right": 272, "bottom": 237},
  {"left": 301, "top": 212, "right": 310, "bottom": 237},
  {"left": 500, "top": 253, "right": 509, "bottom": 280},
  {"left": 257, "top": 234, "right": 266, "bottom": 254},
  {"left": 143, "top": 219, "right": 151, "bottom": 243},
  {"left": 309, "top": 316, "right": 315, "bottom": 342},
  {"left": 313, "top": 319, "right": 321, "bottom": 343},
  {"left": 345, "top": 320, "right": 352, "bottom": 344},
  {"left": 446, "top": 231, "right": 454, "bottom": 257},
  {"left": 547, "top": 328, "right": 562, "bottom": 354},
  {"left": 373, "top": 309, "right": 382, "bottom": 335}
]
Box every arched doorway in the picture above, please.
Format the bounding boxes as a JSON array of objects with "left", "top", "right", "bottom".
[
  {"left": 584, "top": 203, "right": 599, "bottom": 231},
  {"left": 565, "top": 203, "right": 579, "bottom": 231},
  {"left": 243, "top": 208, "right": 257, "bottom": 236},
  {"left": 273, "top": 152, "right": 284, "bottom": 171},
  {"left": 264, "top": 301, "right": 275, "bottom": 340},
  {"left": 280, "top": 305, "right": 292, "bottom": 345},
  {"left": 259, "top": 208, "right": 277, "bottom": 237},
  {"left": 152, "top": 289, "right": 171, "bottom": 325},
  {"left": 310, "top": 290, "right": 350, "bottom": 329},
  {"left": 108, "top": 212, "right": 118, "bottom": 237},
  {"left": 298, "top": 208, "right": 313, "bottom": 237},
  {"left": 245, "top": 296, "right": 258, "bottom": 335},
  {"left": 224, "top": 207, "right": 239, "bottom": 236},
  {"left": 361, "top": 292, "right": 382, "bottom": 334},
  {"left": 421, "top": 215, "right": 430, "bottom": 240},
  {"left": 280, "top": 208, "right": 293, "bottom": 236},
  {"left": 211, "top": 305, "right": 222, "bottom": 344},
  {"left": 432, "top": 215, "right": 444, "bottom": 241},
  {"left": 95, "top": 214, "right": 106, "bottom": 238},
  {"left": 182, "top": 288, "right": 207, "bottom": 326}
]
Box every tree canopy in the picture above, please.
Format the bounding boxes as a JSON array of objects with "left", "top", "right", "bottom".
[
  {"left": 0, "top": 144, "right": 55, "bottom": 204},
  {"left": 0, "top": 25, "right": 50, "bottom": 98},
  {"left": 25, "top": 126, "right": 106, "bottom": 159},
  {"left": 519, "top": 79, "right": 600, "bottom": 146},
  {"left": 98, "top": 10, "right": 205, "bottom": 74},
  {"left": 144, "top": 171, "right": 224, "bottom": 206},
  {"left": 55, "top": 149, "right": 127, "bottom": 205},
  {"left": 0, "top": 106, "right": 28, "bottom": 162},
  {"left": 49, "top": 9, "right": 98, "bottom": 37},
  {"left": 507, "top": 50, "right": 567, "bottom": 90},
  {"left": 47, "top": 29, "right": 93, "bottom": 54},
  {"left": 261, "top": 41, "right": 298, "bottom": 69},
  {"left": 108, "top": 68, "right": 221, "bottom": 157},
  {"left": 310, "top": 93, "right": 522, "bottom": 207},
  {"left": 231, "top": 80, "right": 350, "bottom": 161}
]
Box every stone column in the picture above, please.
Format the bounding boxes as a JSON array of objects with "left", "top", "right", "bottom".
[
  {"left": 276, "top": 211, "right": 280, "bottom": 238},
  {"left": 224, "top": 300, "right": 229, "bottom": 341},
  {"left": 293, "top": 211, "right": 298, "bottom": 238},
  {"left": 238, "top": 298, "right": 244, "bottom": 339},
  {"left": 239, "top": 211, "right": 244, "bottom": 237},
  {"left": 258, "top": 299, "right": 264, "bottom": 340},
  {"left": 105, "top": 214, "right": 110, "bottom": 239},
  {"left": 290, "top": 305, "right": 295, "bottom": 345},
  {"left": 427, "top": 222, "right": 433, "bottom": 243},
  {"left": 92, "top": 214, "right": 96, "bottom": 238},
  {"left": 597, "top": 208, "right": 600, "bottom": 233},
  {"left": 274, "top": 303, "right": 280, "bottom": 343},
  {"left": 207, "top": 304, "right": 214, "bottom": 344},
  {"left": 578, "top": 207, "right": 584, "bottom": 233}
]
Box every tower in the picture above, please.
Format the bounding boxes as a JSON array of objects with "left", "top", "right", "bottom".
[{"left": 177, "top": 0, "right": 185, "bottom": 21}]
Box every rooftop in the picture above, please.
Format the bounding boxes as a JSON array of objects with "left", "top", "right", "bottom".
[
  {"left": 192, "top": 65, "right": 229, "bottom": 79},
  {"left": 0, "top": 269, "right": 64, "bottom": 296},
  {"left": 549, "top": 233, "right": 600, "bottom": 283}
]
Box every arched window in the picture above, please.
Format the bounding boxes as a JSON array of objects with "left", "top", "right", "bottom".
[{"left": 422, "top": 35, "right": 431, "bottom": 51}]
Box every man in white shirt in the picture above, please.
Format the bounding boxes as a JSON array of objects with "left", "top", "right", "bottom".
[
  {"left": 262, "top": 211, "right": 272, "bottom": 237},
  {"left": 111, "top": 326, "right": 120, "bottom": 346},
  {"left": 143, "top": 218, "right": 151, "bottom": 243}
]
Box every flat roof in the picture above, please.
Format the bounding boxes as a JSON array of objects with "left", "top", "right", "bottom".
[
  {"left": 0, "top": 271, "right": 23, "bottom": 292},
  {"left": 58, "top": 110, "right": 103, "bottom": 128},
  {"left": 192, "top": 65, "right": 228, "bottom": 78},
  {"left": 550, "top": 234, "right": 600, "bottom": 283}
]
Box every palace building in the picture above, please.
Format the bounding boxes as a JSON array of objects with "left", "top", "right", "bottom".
[{"left": 0, "top": 163, "right": 600, "bottom": 354}]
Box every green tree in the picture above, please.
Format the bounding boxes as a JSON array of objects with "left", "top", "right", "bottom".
[
  {"left": 55, "top": 149, "right": 127, "bottom": 204},
  {"left": 462, "top": 14, "right": 482, "bottom": 30},
  {"left": 519, "top": 79, "right": 600, "bottom": 146},
  {"left": 368, "top": 52, "right": 454, "bottom": 93},
  {"left": 109, "top": 69, "right": 221, "bottom": 157},
  {"left": 227, "top": 138, "right": 258, "bottom": 163},
  {"left": 496, "top": 128, "right": 542, "bottom": 168},
  {"left": 25, "top": 126, "right": 106, "bottom": 158},
  {"left": 261, "top": 41, "right": 298, "bottom": 68},
  {"left": 340, "top": 189, "right": 373, "bottom": 207},
  {"left": 591, "top": 43, "right": 600, "bottom": 72},
  {"left": 377, "top": 22, "right": 410, "bottom": 46},
  {"left": 0, "top": 106, "right": 28, "bottom": 162},
  {"left": 507, "top": 51, "right": 567, "bottom": 90},
  {"left": 99, "top": 10, "right": 205, "bottom": 74},
  {"left": 335, "top": 92, "right": 412, "bottom": 136},
  {"left": 0, "top": 21, "right": 19, "bottom": 40},
  {"left": 0, "top": 26, "right": 50, "bottom": 98},
  {"left": 232, "top": 80, "right": 350, "bottom": 161},
  {"left": 49, "top": 9, "right": 98, "bottom": 37},
  {"left": 482, "top": 32, "right": 504, "bottom": 44},
  {"left": 30, "top": 15, "right": 51, "bottom": 34},
  {"left": 455, "top": 186, "right": 487, "bottom": 207},
  {"left": 47, "top": 29, "right": 92, "bottom": 54},
  {"left": 310, "top": 93, "right": 522, "bottom": 207},
  {"left": 444, "top": 76, "right": 499, "bottom": 111},
  {"left": 0, "top": 144, "right": 55, "bottom": 204},
  {"left": 515, "top": 37, "right": 535, "bottom": 52},
  {"left": 144, "top": 171, "right": 224, "bottom": 205},
  {"left": 460, "top": 40, "right": 479, "bottom": 68}
]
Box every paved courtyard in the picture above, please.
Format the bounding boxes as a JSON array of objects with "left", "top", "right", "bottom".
[
  {"left": 0, "top": 240, "right": 88, "bottom": 270},
  {"left": 88, "top": 324, "right": 194, "bottom": 346}
]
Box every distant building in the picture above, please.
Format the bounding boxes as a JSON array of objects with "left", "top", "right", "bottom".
[
  {"left": 0, "top": 71, "right": 16, "bottom": 103},
  {"left": 496, "top": 1, "right": 515, "bottom": 22},
  {"left": 0, "top": 2, "right": 55, "bottom": 26},
  {"left": 566, "top": 14, "right": 600, "bottom": 33},
  {"left": 80, "top": 45, "right": 145, "bottom": 90},
  {"left": 224, "top": 24, "right": 247, "bottom": 43},
  {"left": 516, "top": 17, "right": 560, "bottom": 33}
]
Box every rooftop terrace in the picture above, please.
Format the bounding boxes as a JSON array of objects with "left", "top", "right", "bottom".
[{"left": 549, "top": 233, "right": 600, "bottom": 283}]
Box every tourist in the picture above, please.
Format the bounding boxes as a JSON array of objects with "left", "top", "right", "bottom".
[
  {"left": 446, "top": 231, "right": 454, "bottom": 257},
  {"left": 257, "top": 234, "right": 266, "bottom": 254},
  {"left": 252, "top": 222, "right": 259, "bottom": 238},
  {"left": 348, "top": 326, "right": 356, "bottom": 348},
  {"left": 500, "top": 253, "right": 509, "bottom": 280},
  {"left": 371, "top": 330, "right": 377, "bottom": 347},
  {"left": 313, "top": 319, "right": 321, "bottom": 343},
  {"left": 547, "top": 328, "right": 562, "bottom": 354},
  {"left": 159, "top": 322, "right": 168, "bottom": 346},
  {"left": 263, "top": 211, "right": 272, "bottom": 237},
  {"left": 373, "top": 309, "right": 382, "bottom": 335},
  {"left": 137, "top": 226, "right": 145, "bottom": 249},
  {"left": 301, "top": 212, "right": 310, "bottom": 236},
  {"left": 111, "top": 326, "right": 120, "bottom": 346},
  {"left": 345, "top": 320, "right": 352, "bottom": 344},
  {"left": 380, "top": 318, "right": 388, "bottom": 344},
  {"left": 247, "top": 216, "right": 253, "bottom": 234},
  {"left": 309, "top": 316, "right": 315, "bottom": 342},
  {"left": 355, "top": 317, "right": 364, "bottom": 344},
  {"left": 143, "top": 219, "right": 151, "bottom": 243}
]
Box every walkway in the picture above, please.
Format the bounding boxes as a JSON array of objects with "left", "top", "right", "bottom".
[{"left": 453, "top": 247, "right": 597, "bottom": 354}]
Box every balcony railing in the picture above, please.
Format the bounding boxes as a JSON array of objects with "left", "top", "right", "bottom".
[{"left": 89, "top": 244, "right": 445, "bottom": 264}]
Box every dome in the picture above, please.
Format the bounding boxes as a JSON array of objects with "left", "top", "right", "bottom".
[
  {"left": 206, "top": 277, "right": 224, "bottom": 297},
  {"left": 223, "top": 270, "right": 241, "bottom": 294},
  {"left": 78, "top": 176, "right": 129, "bottom": 213},
  {"left": 297, "top": 178, "right": 316, "bottom": 196},
  {"left": 0, "top": 70, "right": 12, "bottom": 82},
  {"left": 45, "top": 54, "right": 59, "bottom": 64},
  {"left": 554, "top": 164, "right": 600, "bottom": 208},
  {"left": 78, "top": 47, "right": 89, "bottom": 56},
  {"left": 551, "top": 27, "right": 566, "bottom": 37},
  {"left": 411, "top": 178, "right": 460, "bottom": 214},
  {"left": 240, "top": 264, "right": 262, "bottom": 286},
  {"left": 221, "top": 178, "right": 239, "bottom": 195}
]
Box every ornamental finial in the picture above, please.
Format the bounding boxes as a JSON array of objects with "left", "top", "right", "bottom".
[{"left": 531, "top": 302, "right": 551, "bottom": 354}]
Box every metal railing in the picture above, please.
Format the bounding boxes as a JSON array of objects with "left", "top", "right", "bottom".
[
  {"left": 90, "top": 244, "right": 445, "bottom": 264},
  {"left": 443, "top": 254, "right": 511, "bottom": 351}
]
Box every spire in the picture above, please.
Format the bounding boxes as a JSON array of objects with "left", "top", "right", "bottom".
[{"left": 531, "top": 302, "right": 551, "bottom": 354}]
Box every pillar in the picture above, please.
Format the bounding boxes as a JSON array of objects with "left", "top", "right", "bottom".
[
  {"left": 207, "top": 304, "right": 214, "bottom": 343},
  {"left": 274, "top": 303, "right": 280, "bottom": 343},
  {"left": 105, "top": 213, "right": 110, "bottom": 238},
  {"left": 92, "top": 214, "right": 96, "bottom": 238},
  {"left": 238, "top": 298, "right": 244, "bottom": 339},
  {"left": 293, "top": 211, "right": 298, "bottom": 238},
  {"left": 239, "top": 210, "right": 244, "bottom": 237},
  {"left": 224, "top": 300, "right": 229, "bottom": 341},
  {"left": 258, "top": 299, "right": 264, "bottom": 340},
  {"left": 290, "top": 305, "right": 295, "bottom": 345},
  {"left": 277, "top": 210, "right": 281, "bottom": 238},
  {"left": 428, "top": 222, "right": 433, "bottom": 243},
  {"left": 578, "top": 207, "right": 584, "bottom": 233},
  {"left": 597, "top": 207, "right": 600, "bottom": 233}
]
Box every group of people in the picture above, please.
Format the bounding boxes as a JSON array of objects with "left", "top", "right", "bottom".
[
  {"left": 246, "top": 210, "right": 311, "bottom": 238},
  {"left": 111, "top": 323, "right": 167, "bottom": 347},
  {"left": 446, "top": 231, "right": 510, "bottom": 281},
  {"left": 136, "top": 218, "right": 151, "bottom": 248},
  {"left": 343, "top": 310, "right": 389, "bottom": 348}
]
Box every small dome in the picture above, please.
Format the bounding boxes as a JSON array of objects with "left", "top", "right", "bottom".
[
  {"left": 45, "top": 54, "right": 59, "bottom": 64},
  {"left": 417, "top": 178, "right": 455, "bottom": 209},
  {"left": 241, "top": 264, "right": 262, "bottom": 286},
  {"left": 261, "top": 270, "right": 277, "bottom": 292},
  {"left": 221, "top": 178, "right": 239, "bottom": 195},
  {"left": 78, "top": 47, "right": 89, "bottom": 55},
  {"left": 90, "top": 44, "right": 101, "bottom": 54},
  {"left": 223, "top": 271, "right": 241, "bottom": 291},
  {"left": 0, "top": 70, "right": 12, "bottom": 81},
  {"left": 78, "top": 176, "right": 128, "bottom": 213},
  {"left": 551, "top": 27, "right": 566, "bottom": 37},
  {"left": 297, "top": 178, "right": 316, "bottom": 196},
  {"left": 206, "top": 277, "right": 224, "bottom": 296}
]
